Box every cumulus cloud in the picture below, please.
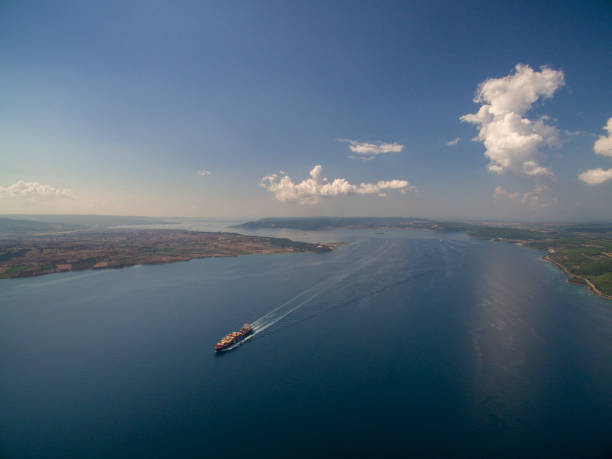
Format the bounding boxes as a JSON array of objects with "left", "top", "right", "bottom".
[
  {"left": 578, "top": 117, "right": 612, "bottom": 185},
  {"left": 461, "top": 64, "right": 565, "bottom": 177},
  {"left": 520, "top": 185, "right": 558, "bottom": 207},
  {"left": 339, "top": 139, "right": 403, "bottom": 160},
  {"left": 348, "top": 155, "right": 378, "bottom": 161},
  {"left": 260, "top": 165, "right": 416, "bottom": 204},
  {"left": 494, "top": 184, "right": 557, "bottom": 208},
  {"left": 578, "top": 168, "right": 612, "bottom": 185},
  {"left": 197, "top": 169, "right": 211, "bottom": 177},
  {"left": 593, "top": 117, "right": 612, "bottom": 158},
  {"left": 446, "top": 137, "right": 461, "bottom": 146},
  {"left": 0, "top": 180, "right": 72, "bottom": 199},
  {"left": 493, "top": 186, "right": 521, "bottom": 200}
]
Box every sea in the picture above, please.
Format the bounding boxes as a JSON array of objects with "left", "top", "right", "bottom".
[{"left": 1, "top": 221, "right": 612, "bottom": 458}]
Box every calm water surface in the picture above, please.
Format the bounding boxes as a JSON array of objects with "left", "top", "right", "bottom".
[{"left": 1, "top": 228, "right": 612, "bottom": 458}]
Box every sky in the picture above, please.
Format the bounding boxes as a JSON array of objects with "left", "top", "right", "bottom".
[{"left": 1, "top": 0, "right": 611, "bottom": 220}]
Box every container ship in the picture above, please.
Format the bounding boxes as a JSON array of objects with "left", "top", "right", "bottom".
[{"left": 214, "top": 323, "right": 254, "bottom": 352}]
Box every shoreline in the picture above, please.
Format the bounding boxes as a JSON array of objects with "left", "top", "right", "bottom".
[
  {"left": 1, "top": 249, "right": 319, "bottom": 280},
  {"left": 474, "top": 235, "right": 612, "bottom": 301},
  {"left": 542, "top": 254, "right": 612, "bottom": 300},
  {"left": 0, "top": 229, "right": 344, "bottom": 280},
  {"left": 0, "top": 245, "right": 343, "bottom": 281}
]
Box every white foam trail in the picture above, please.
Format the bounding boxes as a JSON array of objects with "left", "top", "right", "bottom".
[
  {"left": 252, "top": 288, "right": 328, "bottom": 334},
  {"left": 249, "top": 240, "right": 395, "bottom": 335},
  {"left": 251, "top": 280, "right": 327, "bottom": 329}
]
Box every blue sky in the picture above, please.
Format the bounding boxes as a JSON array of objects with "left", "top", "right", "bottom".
[{"left": 1, "top": 0, "right": 610, "bottom": 220}]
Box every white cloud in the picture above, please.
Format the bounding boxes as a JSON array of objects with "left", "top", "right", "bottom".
[
  {"left": 564, "top": 129, "right": 586, "bottom": 137},
  {"left": 520, "top": 185, "right": 557, "bottom": 207},
  {"left": 260, "top": 164, "right": 416, "bottom": 204},
  {"left": 578, "top": 117, "right": 612, "bottom": 185},
  {"left": 493, "top": 186, "right": 521, "bottom": 200},
  {"left": 446, "top": 137, "right": 461, "bottom": 146},
  {"left": 578, "top": 168, "right": 612, "bottom": 185},
  {"left": 339, "top": 139, "right": 403, "bottom": 158},
  {"left": 461, "top": 64, "right": 565, "bottom": 177},
  {"left": 197, "top": 169, "right": 211, "bottom": 177},
  {"left": 494, "top": 184, "right": 557, "bottom": 208},
  {"left": 347, "top": 155, "right": 377, "bottom": 161},
  {"left": 0, "top": 180, "right": 72, "bottom": 199},
  {"left": 593, "top": 117, "right": 612, "bottom": 158}
]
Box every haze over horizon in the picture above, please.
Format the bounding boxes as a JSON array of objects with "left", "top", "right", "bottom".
[{"left": 1, "top": 1, "right": 610, "bottom": 220}]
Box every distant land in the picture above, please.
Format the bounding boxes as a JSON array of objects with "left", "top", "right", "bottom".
[
  {"left": 233, "top": 217, "right": 471, "bottom": 232},
  {"left": 0, "top": 214, "right": 171, "bottom": 236},
  {"left": 0, "top": 228, "right": 339, "bottom": 279},
  {"left": 1, "top": 215, "right": 610, "bottom": 299},
  {"left": 0, "top": 217, "right": 87, "bottom": 237},
  {"left": 236, "top": 217, "right": 612, "bottom": 299},
  {"left": 0, "top": 215, "right": 175, "bottom": 239}
]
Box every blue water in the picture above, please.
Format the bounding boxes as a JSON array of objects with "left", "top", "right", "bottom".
[{"left": 1, "top": 229, "right": 612, "bottom": 458}]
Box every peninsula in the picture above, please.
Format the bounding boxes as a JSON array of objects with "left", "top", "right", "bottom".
[{"left": 0, "top": 229, "right": 340, "bottom": 279}]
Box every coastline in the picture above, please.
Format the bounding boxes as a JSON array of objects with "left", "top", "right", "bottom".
[
  {"left": 473, "top": 235, "right": 612, "bottom": 301},
  {"left": 542, "top": 254, "right": 612, "bottom": 301},
  {"left": 0, "top": 230, "right": 344, "bottom": 280},
  {"left": 0, "top": 245, "right": 342, "bottom": 280}
]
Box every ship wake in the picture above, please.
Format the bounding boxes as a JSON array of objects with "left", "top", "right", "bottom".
[{"left": 250, "top": 241, "right": 394, "bottom": 336}]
